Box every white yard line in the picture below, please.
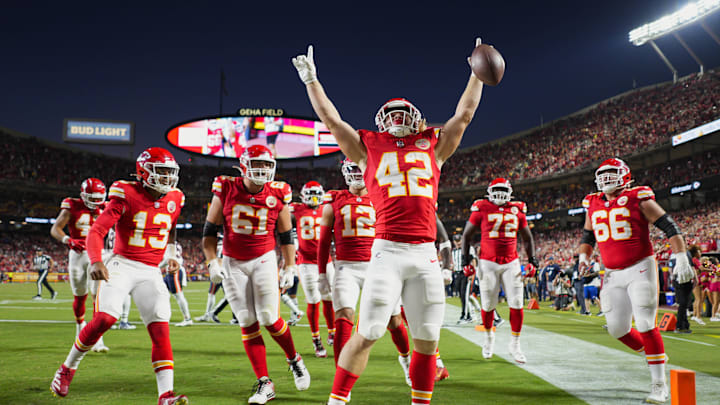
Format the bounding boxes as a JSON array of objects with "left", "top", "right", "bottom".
[
  {"left": 662, "top": 335, "right": 716, "bottom": 347},
  {"left": 443, "top": 304, "right": 720, "bottom": 405}
]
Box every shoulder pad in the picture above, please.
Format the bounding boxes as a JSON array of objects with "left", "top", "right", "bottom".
[
  {"left": 633, "top": 186, "right": 655, "bottom": 200},
  {"left": 470, "top": 199, "right": 485, "bottom": 212},
  {"left": 212, "top": 176, "right": 235, "bottom": 194},
  {"left": 108, "top": 181, "right": 131, "bottom": 200},
  {"left": 513, "top": 201, "right": 528, "bottom": 214},
  {"left": 61, "top": 198, "right": 73, "bottom": 210}
]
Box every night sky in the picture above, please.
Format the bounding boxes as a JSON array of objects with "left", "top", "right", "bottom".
[{"left": 2, "top": 1, "right": 719, "bottom": 166}]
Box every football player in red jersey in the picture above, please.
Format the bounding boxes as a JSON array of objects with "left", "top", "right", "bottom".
[
  {"left": 577, "top": 158, "right": 694, "bottom": 404},
  {"left": 317, "top": 158, "right": 413, "bottom": 386},
  {"left": 291, "top": 180, "right": 336, "bottom": 358},
  {"left": 202, "top": 144, "right": 310, "bottom": 404},
  {"left": 294, "top": 38, "right": 485, "bottom": 405},
  {"left": 50, "top": 178, "right": 110, "bottom": 352},
  {"left": 51, "top": 147, "right": 188, "bottom": 405},
  {"left": 461, "top": 178, "right": 537, "bottom": 364}
]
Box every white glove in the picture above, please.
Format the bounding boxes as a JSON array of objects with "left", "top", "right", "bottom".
[
  {"left": 318, "top": 272, "right": 331, "bottom": 296},
  {"left": 442, "top": 269, "right": 453, "bottom": 286},
  {"left": 208, "top": 258, "right": 227, "bottom": 284},
  {"left": 279, "top": 265, "right": 297, "bottom": 289},
  {"left": 673, "top": 253, "right": 695, "bottom": 284},
  {"left": 292, "top": 45, "right": 317, "bottom": 84}
]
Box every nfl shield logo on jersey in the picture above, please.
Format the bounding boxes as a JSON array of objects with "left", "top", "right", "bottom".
[
  {"left": 266, "top": 196, "right": 277, "bottom": 208},
  {"left": 167, "top": 201, "right": 176, "bottom": 213}
]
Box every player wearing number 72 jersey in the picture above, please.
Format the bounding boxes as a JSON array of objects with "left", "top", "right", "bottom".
[
  {"left": 293, "top": 38, "right": 485, "bottom": 405},
  {"left": 578, "top": 157, "right": 693, "bottom": 404},
  {"left": 51, "top": 147, "right": 189, "bottom": 404}
]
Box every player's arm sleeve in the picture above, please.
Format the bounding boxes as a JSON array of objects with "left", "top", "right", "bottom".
[
  {"left": 87, "top": 199, "right": 125, "bottom": 264},
  {"left": 317, "top": 204, "right": 334, "bottom": 275},
  {"left": 461, "top": 220, "right": 478, "bottom": 266}
]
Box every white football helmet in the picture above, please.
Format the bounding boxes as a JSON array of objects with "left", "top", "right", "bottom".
[
  {"left": 301, "top": 181, "right": 325, "bottom": 207},
  {"left": 375, "top": 98, "right": 422, "bottom": 137},
  {"left": 595, "top": 158, "right": 633, "bottom": 194},
  {"left": 237, "top": 145, "right": 276, "bottom": 185},
  {"left": 341, "top": 158, "right": 364, "bottom": 189},
  {"left": 487, "top": 177, "right": 512, "bottom": 206}
]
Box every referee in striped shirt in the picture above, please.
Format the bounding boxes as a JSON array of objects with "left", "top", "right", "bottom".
[{"left": 32, "top": 248, "right": 57, "bottom": 300}]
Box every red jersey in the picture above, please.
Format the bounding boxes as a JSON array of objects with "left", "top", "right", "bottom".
[
  {"left": 582, "top": 186, "right": 655, "bottom": 269},
  {"left": 326, "top": 189, "right": 375, "bottom": 262},
  {"left": 60, "top": 198, "right": 104, "bottom": 240},
  {"left": 290, "top": 202, "right": 323, "bottom": 264},
  {"left": 212, "top": 176, "right": 292, "bottom": 261},
  {"left": 104, "top": 181, "right": 184, "bottom": 267},
  {"left": 469, "top": 199, "right": 528, "bottom": 264},
  {"left": 359, "top": 128, "right": 440, "bottom": 244}
]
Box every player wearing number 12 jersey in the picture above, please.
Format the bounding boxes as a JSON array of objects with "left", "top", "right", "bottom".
[
  {"left": 202, "top": 144, "right": 310, "bottom": 404},
  {"left": 578, "top": 158, "right": 694, "bottom": 404},
  {"left": 290, "top": 181, "right": 335, "bottom": 358},
  {"left": 460, "top": 178, "right": 537, "bottom": 364},
  {"left": 51, "top": 147, "right": 188, "bottom": 405},
  {"left": 294, "top": 38, "right": 485, "bottom": 405}
]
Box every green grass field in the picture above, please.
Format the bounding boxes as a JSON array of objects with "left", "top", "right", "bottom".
[{"left": 1, "top": 281, "right": 718, "bottom": 404}]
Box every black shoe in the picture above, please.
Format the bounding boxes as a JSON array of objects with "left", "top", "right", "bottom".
[
  {"left": 51, "top": 291, "right": 58, "bottom": 299},
  {"left": 675, "top": 328, "right": 692, "bottom": 334}
]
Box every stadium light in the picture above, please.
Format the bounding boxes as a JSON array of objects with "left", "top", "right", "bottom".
[{"left": 629, "top": 0, "right": 720, "bottom": 46}]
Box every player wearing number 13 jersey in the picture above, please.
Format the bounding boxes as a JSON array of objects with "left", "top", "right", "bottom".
[
  {"left": 461, "top": 178, "right": 537, "bottom": 364},
  {"left": 52, "top": 147, "right": 189, "bottom": 404},
  {"left": 294, "top": 38, "right": 485, "bottom": 405},
  {"left": 202, "top": 144, "right": 310, "bottom": 404},
  {"left": 578, "top": 158, "right": 693, "bottom": 404}
]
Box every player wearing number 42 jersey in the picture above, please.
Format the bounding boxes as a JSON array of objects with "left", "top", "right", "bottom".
[
  {"left": 461, "top": 178, "right": 537, "bottom": 364},
  {"left": 50, "top": 178, "right": 110, "bottom": 352},
  {"left": 578, "top": 158, "right": 694, "bottom": 404},
  {"left": 51, "top": 147, "right": 188, "bottom": 405},
  {"left": 202, "top": 144, "right": 310, "bottom": 405},
  {"left": 294, "top": 37, "right": 485, "bottom": 405},
  {"left": 290, "top": 181, "right": 336, "bottom": 358}
]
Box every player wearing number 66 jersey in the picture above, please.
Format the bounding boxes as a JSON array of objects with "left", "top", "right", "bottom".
[
  {"left": 294, "top": 38, "right": 485, "bottom": 405},
  {"left": 52, "top": 147, "right": 189, "bottom": 405},
  {"left": 202, "top": 144, "right": 310, "bottom": 404},
  {"left": 290, "top": 181, "right": 335, "bottom": 358},
  {"left": 461, "top": 178, "right": 537, "bottom": 364},
  {"left": 578, "top": 158, "right": 692, "bottom": 404}
]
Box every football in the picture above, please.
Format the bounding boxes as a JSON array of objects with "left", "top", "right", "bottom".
[{"left": 470, "top": 44, "right": 505, "bottom": 86}]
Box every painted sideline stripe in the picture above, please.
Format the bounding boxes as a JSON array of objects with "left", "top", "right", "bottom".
[
  {"left": 443, "top": 304, "right": 720, "bottom": 405},
  {"left": 663, "top": 335, "right": 716, "bottom": 347}
]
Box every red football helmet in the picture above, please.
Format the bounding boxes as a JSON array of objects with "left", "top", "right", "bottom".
[
  {"left": 237, "top": 144, "right": 276, "bottom": 185},
  {"left": 341, "top": 158, "right": 364, "bottom": 189},
  {"left": 595, "top": 158, "right": 632, "bottom": 193},
  {"left": 301, "top": 181, "right": 325, "bottom": 206},
  {"left": 136, "top": 147, "right": 180, "bottom": 194},
  {"left": 487, "top": 177, "right": 512, "bottom": 206},
  {"left": 80, "top": 178, "right": 106, "bottom": 210},
  {"left": 375, "top": 98, "right": 422, "bottom": 137}
]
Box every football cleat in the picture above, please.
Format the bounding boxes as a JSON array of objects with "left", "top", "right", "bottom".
[
  {"left": 50, "top": 364, "right": 75, "bottom": 397},
  {"left": 435, "top": 366, "right": 449, "bottom": 382},
  {"left": 313, "top": 337, "right": 327, "bottom": 358},
  {"left": 158, "top": 390, "right": 189, "bottom": 405},
  {"left": 194, "top": 313, "right": 212, "bottom": 322},
  {"left": 482, "top": 332, "right": 495, "bottom": 359},
  {"left": 288, "top": 311, "right": 303, "bottom": 326},
  {"left": 51, "top": 291, "right": 59, "bottom": 300},
  {"left": 118, "top": 321, "right": 137, "bottom": 330},
  {"left": 508, "top": 341, "right": 526, "bottom": 364},
  {"left": 211, "top": 314, "right": 221, "bottom": 324},
  {"left": 493, "top": 317, "right": 505, "bottom": 328},
  {"left": 230, "top": 318, "right": 239, "bottom": 325},
  {"left": 32, "top": 295, "right": 42, "bottom": 300},
  {"left": 398, "top": 355, "right": 411, "bottom": 386},
  {"left": 248, "top": 376, "right": 275, "bottom": 404},
  {"left": 175, "top": 319, "right": 193, "bottom": 327},
  {"left": 91, "top": 337, "right": 109, "bottom": 353},
  {"left": 287, "top": 354, "right": 311, "bottom": 391},
  {"left": 645, "top": 382, "right": 668, "bottom": 404},
  {"left": 327, "top": 331, "right": 335, "bottom": 347}
]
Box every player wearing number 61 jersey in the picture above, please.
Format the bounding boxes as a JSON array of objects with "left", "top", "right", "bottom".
[
  {"left": 202, "top": 144, "right": 310, "bottom": 404},
  {"left": 578, "top": 158, "right": 693, "bottom": 404},
  {"left": 461, "top": 178, "right": 537, "bottom": 365},
  {"left": 294, "top": 38, "right": 485, "bottom": 405},
  {"left": 52, "top": 147, "right": 189, "bottom": 405}
]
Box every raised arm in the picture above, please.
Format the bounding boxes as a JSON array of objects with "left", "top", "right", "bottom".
[
  {"left": 293, "top": 45, "right": 367, "bottom": 167},
  {"left": 435, "top": 38, "right": 485, "bottom": 166}
]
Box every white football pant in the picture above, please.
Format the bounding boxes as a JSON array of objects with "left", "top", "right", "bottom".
[
  {"left": 478, "top": 258, "right": 524, "bottom": 310},
  {"left": 600, "top": 256, "right": 658, "bottom": 337},
  {"left": 222, "top": 250, "right": 280, "bottom": 327}
]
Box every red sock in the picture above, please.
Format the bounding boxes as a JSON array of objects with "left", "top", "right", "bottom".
[
  {"left": 410, "top": 350, "right": 436, "bottom": 405},
  {"left": 334, "top": 317, "right": 354, "bottom": 367},
  {"left": 481, "top": 309, "right": 494, "bottom": 330},
  {"left": 330, "top": 366, "right": 359, "bottom": 403},
  {"left": 618, "top": 328, "right": 645, "bottom": 352},
  {"left": 322, "top": 300, "right": 335, "bottom": 331},
  {"left": 147, "top": 322, "right": 174, "bottom": 373},
  {"left": 640, "top": 328, "right": 665, "bottom": 364},
  {"left": 388, "top": 321, "right": 410, "bottom": 356},
  {"left": 242, "top": 322, "right": 268, "bottom": 378},
  {"left": 509, "top": 308, "right": 523, "bottom": 336},
  {"left": 265, "top": 318, "right": 297, "bottom": 360},
  {"left": 76, "top": 312, "right": 116, "bottom": 350},
  {"left": 308, "top": 302, "right": 320, "bottom": 338},
  {"left": 73, "top": 294, "right": 87, "bottom": 323}
]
